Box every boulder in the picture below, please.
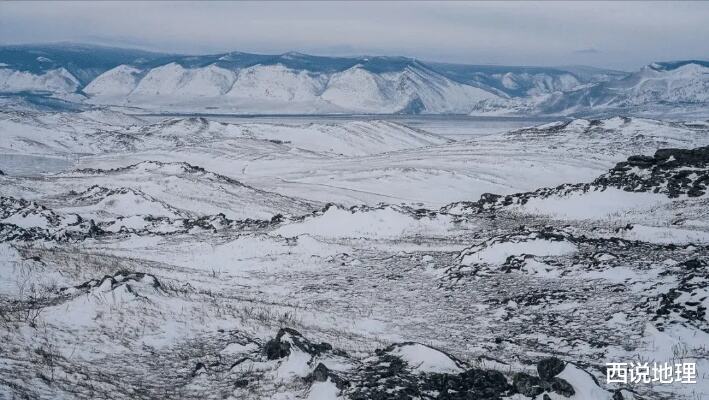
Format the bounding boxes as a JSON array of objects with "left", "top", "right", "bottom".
[{"left": 537, "top": 357, "right": 566, "bottom": 380}]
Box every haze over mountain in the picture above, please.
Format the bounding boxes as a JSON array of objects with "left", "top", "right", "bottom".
[{"left": 1, "top": 43, "right": 708, "bottom": 116}]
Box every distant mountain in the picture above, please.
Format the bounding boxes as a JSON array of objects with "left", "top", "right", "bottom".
[
  {"left": 540, "top": 60, "right": 709, "bottom": 115},
  {"left": 0, "top": 43, "right": 170, "bottom": 86},
  {"left": 2, "top": 43, "right": 707, "bottom": 116},
  {"left": 83, "top": 58, "right": 511, "bottom": 114},
  {"left": 428, "top": 63, "right": 625, "bottom": 98}
]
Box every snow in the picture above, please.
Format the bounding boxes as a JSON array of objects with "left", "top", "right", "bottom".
[
  {"left": 228, "top": 64, "right": 325, "bottom": 102},
  {"left": 389, "top": 343, "right": 463, "bottom": 374},
  {"left": 176, "top": 64, "right": 236, "bottom": 97},
  {"left": 130, "top": 62, "right": 189, "bottom": 97},
  {"left": 544, "top": 61, "right": 709, "bottom": 114},
  {"left": 518, "top": 188, "right": 673, "bottom": 220},
  {"left": 520, "top": 258, "right": 560, "bottom": 277},
  {"left": 322, "top": 66, "right": 395, "bottom": 112},
  {"left": 1, "top": 105, "right": 708, "bottom": 399},
  {"left": 274, "top": 206, "right": 452, "bottom": 239},
  {"left": 307, "top": 379, "right": 341, "bottom": 400},
  {"left": 220, "top": 342, "right": 259, "bottom": 356},
  {"left": 84, "top": 61, "right": 506, "bottom": 114},
  {"left": 275, "top": 349, "right": 313, "bottom": 379},
  {"left": 462, "top": 239, "right": 577, "bottom": 265},
  {"left": 0, "top": 68, "right": 79, "bottom": 93},
  {"left": 1, "top": 212, "right": 51, "bottom": 229},
  {"left": 619, "top": 224, "right": 709, "bottom": 244},
  {"left": 84, "top": 65, "right": 142, "bottom": 97},
  {"left": 553, "top": 364, "right": 612, "bottom": 400},
  {"left": 67, "top": 190, "right": 181, "bottom": 219}
]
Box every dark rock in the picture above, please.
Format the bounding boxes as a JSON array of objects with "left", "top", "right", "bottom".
[
  {"left": 537, "top": 357, "right": 566, "bottom": 380},
  {"left": 191, "top": 362, "right": 206, "bottom": 377},
  {"left": 308, "top": 362, "right": 350, "bottom": 390},
  {"left": 263, "top": 328, "right": 342, "bottom": 361},
  {"left": 311, "top": 363, "right": 330, "bottom": 382},
  {"left": 351, "top": 346, "right": 512, "bottom": 400},
  {"left": 229, "top": 357, "right": 250, "bottom": 370},
  {"left": 276, "top": 327, "right": 338, "bottom": 356},
  {"left": 233, "top": 379, "right": 249, "bottom": 388},
  {"left": 455, "top": 368, "right": 511, "bottom": 396},
  {"left": 512, "top": 372, "right": 544, "bottom": 397},
  {"left": 626, "top": 155, "right": 655, "bottom": 166},
  {"left": 87, "top": 219, "right": 102, "bottom": 237},
  {"left": 547, "top": 377, "right": 575, "bottom": 397},
  {"left": 263, "top": 337, "right": 291, "bottom": 360}
]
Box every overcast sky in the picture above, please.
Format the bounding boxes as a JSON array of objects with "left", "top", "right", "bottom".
[{"left": 1, "top": 1, "right": 708, "bottom": 71}]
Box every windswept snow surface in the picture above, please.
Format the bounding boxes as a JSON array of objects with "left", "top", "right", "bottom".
[{"left": 1, "top": 107, "right": 709, "bottom": 399}]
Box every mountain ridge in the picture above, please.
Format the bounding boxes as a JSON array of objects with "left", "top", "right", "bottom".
[{"left": 1, "top": 43, "right": 707, "bottom": 116}]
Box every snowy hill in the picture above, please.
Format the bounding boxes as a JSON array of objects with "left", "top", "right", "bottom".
[{"left": 0, "top": 110, "right": 450, "bottom": 156}]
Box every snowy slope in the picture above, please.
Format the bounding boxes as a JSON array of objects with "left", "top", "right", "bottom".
[
  {"left": 226, "top": 64, "right": 326, "bottom": 102},
  {"left": 321, "top": 63, "right": 503, "bottom": 114},
  {"left": 83, "top": 65, "right": 143, "bottom": 97},
  {"left": 128, "top": 63, "right": 238, "bottom": 99}
]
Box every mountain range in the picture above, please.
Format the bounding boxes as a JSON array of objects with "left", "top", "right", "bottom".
[{"left": 1, "top": 43, "right": 707, "bottom": 116}]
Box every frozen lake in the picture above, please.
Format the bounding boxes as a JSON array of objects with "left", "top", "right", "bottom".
[
  {"left": 0, "top": 153, "right": 75, "bottom": 176},
  {"left": 139, "top": 114, "right": 561, "bottom": 140}
]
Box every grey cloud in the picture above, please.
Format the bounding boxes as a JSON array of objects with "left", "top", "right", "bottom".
[{"left": 0, "top": 1, "right": 708, "bottom": 70}]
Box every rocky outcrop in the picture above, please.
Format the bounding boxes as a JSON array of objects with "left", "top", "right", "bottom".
[
  {"left": 442, "top": 146, "right": 709, "bottom": 215},
  {"left": 596, "top": 146, "right": 709, "bottom": 197},
  {"left": 650, "top": 259, "right": 708, "bottom": 333}
]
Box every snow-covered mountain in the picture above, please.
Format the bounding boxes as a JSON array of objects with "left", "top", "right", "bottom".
[
  {"left": 3, "top": 43, "right": 709, "bottom": 116},
  {"left": 541, "top": 60, "right": 709, "bottom": 115},
  {"left": 0, "top": 43, "right": 168, "bottom": 86},
  {"left": 0, "top": 43, "right": 625, "bottom": 115},
  {"left": 85, "top": 57, "right": 507, "bottom": 114},
  {"left": 428, "top": 63, "right": 625, "bottom": 98}
]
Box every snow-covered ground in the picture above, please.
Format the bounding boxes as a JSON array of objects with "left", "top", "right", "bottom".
[{"left": 1, "top": 107, "right": 708, "bottom": 399}]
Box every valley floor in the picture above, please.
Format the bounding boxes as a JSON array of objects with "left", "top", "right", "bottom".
[{"left": 0, "top": 109, "right": 708, "bottom": 399}]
